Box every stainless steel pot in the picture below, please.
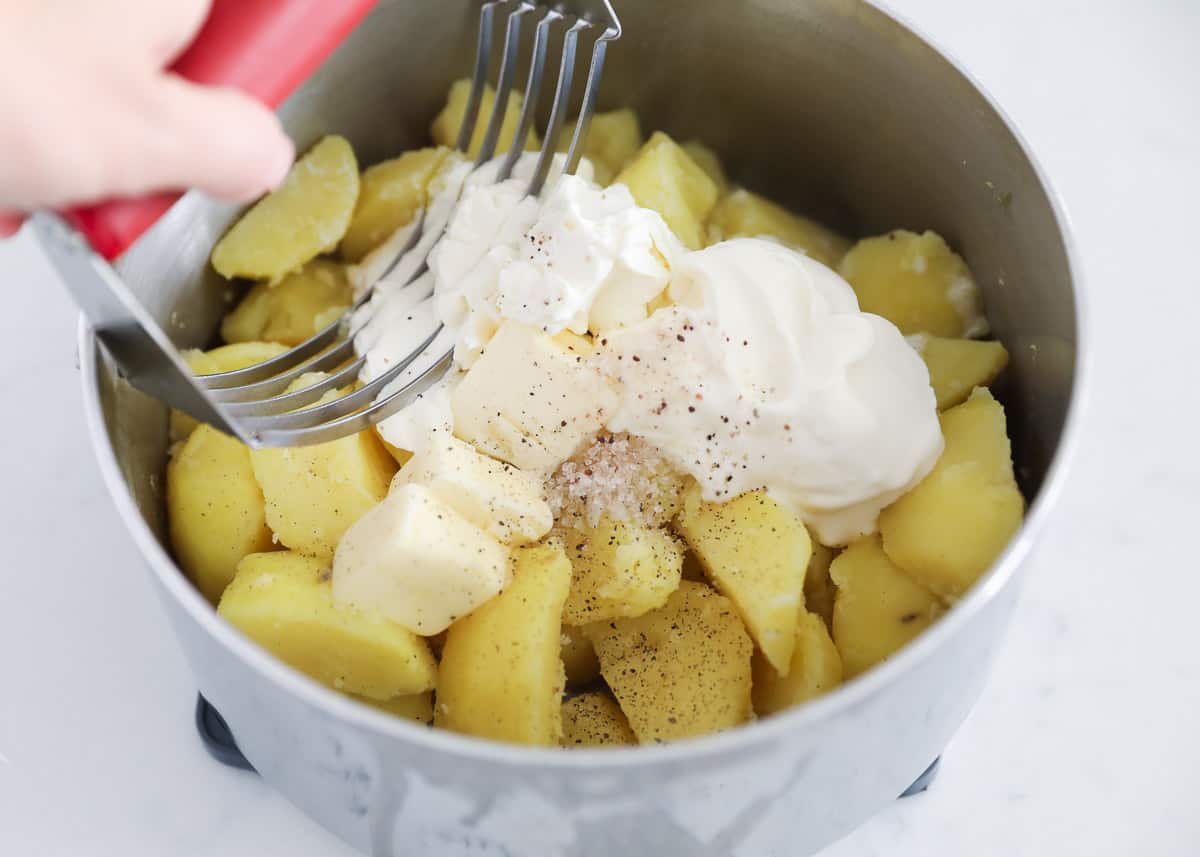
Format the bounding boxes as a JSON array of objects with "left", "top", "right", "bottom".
[{"left": 78, "top": 1, "right": 1085, "bottom": 854}]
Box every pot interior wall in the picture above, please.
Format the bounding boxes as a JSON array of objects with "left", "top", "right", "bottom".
[{"left": 103, "top": 0, "right": 1076, "bottom": 545}]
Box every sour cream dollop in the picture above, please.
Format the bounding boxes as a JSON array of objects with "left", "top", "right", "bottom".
[
  {"left": 431, "top": 165, "right": 682, "bottom": 367},
  {"left": 597, "top": 237, "right": 943, "bottom": 545}
]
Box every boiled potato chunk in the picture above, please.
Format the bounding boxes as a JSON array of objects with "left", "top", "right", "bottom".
[
  {"left": 829, "top": 536, "right": 944, "bottom": 678},
  {"left": 560, "top": 692, "right": 636, "bottom": 748},
  {"left": 211, "top": 136, "right": 360, "bottom": 280},
  {"left": 707, "top": 189, "right": 850, "bottom": 268},
  {"left": 676, "top": 486, "right": 811, "bottom": 677},
  {"left": 752, "top": 611, "right": 843, "bottom": 716},
  {"left": 340, "top": 147, "right": 449, "bottom": 262},
  {"left": 355, "top": 691, "right": 434, "bottom": 725},
  {"left": 560, "top": 625, "right": 601, "bottom": 687},
  {"left": 803, "top": 541, "right": 839, "bottom": 630},
  {"left": 171, "top": 342, "right": 288, "bottom": 444},
  {"left": 435, "top": 544, "right": 572, "bottom": 745},
  {"left": 917, "top": 336, "right": 1009, "bottom": 410},
  {"left": 560, "top": 517, "right": 684, "bottom": 625},
  {"left": 556, "top": 109, "right": 643, "bottom": 185},
  {"left": 249, "top": 411, "right": 397, "bottom": 558},
  {"left": 838, "top": 229, "right": 986, "bottom": 338},
  {"left": 168, "top": 425, "right": 275, "bottom": 603},
  {"left": 220, "top": 260, "right": 352, "bottom": 346},
  {"left": 614, "top": 131, "right": 718, "bottom": 250},
  {"left": 681, "top": 140, "right": 729, "bottom": 195},
  {"left": 879, "top": 387, "right": 1024, "bottom": 598},
  {"left": 430, "top": 79, "right": 540, "bottom": 158},
  {"left": 585, "top": 580, "right": 753, "bottom": 743},
  {"left": 218, "top": 551, "right": 436, "bottom": 699},
  {"left": 181, "top": 341, "right": 290, "bottom": 375}
]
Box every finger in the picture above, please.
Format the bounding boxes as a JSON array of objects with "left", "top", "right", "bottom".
[
  {"left": 0, "top": 212, "right": 23, "bottom": 238},
  {"left": 135, "top": 74, "right": 294, "bottom": 202}
]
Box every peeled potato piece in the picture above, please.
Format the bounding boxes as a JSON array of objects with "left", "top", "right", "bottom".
[
  {"left": 614, "top": 131, "right": 718, "bottom": 250},
  {"left": 340, "top": 147, "right": 449, "bottom": 262},
  {"left": 829, "top": 536, "right": 944, "bottom": 678},
  {"left": 916, "top": 335, "right": 1010, "bottom": 410},
  {"left": 211, "top": 135, "right": 360, "bottom": 280},
  {"left": 752, "top": 610, "right": 843, "bottom": 715},
  {"left": 430, "top": 80, "right": 540, "bottom": 158},
  {"left": 221, "top": 260, "right": 352, "bottom": 347},
  {"left": 560, "top": 692, "right": 637, "bottom": 748},
  {"left": 171, "top": 342, "right": 288, "bottom": 444},
  {"left": 218, "top": 551, "right": 437, "bottom": 699},
  {"left": 556, "top": 109, "right": 644, "bottom": 185},
  {"left": 838, "top": 229, "right": 986, "bottom": 338},
  {"left": 676, "top": 486, "right": 811, "bottom": 677},
  {"left": 249, "top": 378, "right": 398, "bottom": 558},
  {"left": 681, "top": 140, "right": 729, "bottom": 196},
  {"left": 435, "top": 544, "right": 572, "bottom": 745},
  {"left": 168, "top": 424, "right": 275, "bottom": 604},
  {"left": 354, "top": 691, "right": 434, "bottom": 725},
  {"left": 707, "top": 188, "right": 850, "bottom": 268},
  {"left": 879, "top": 387, "right": 1024, "bottom": 598},
  {"left": 585, "top": 580, "right": 753, "bottom": 743},
  {"left": 560, "top": 517, "right": 684, "bottom": 625}
]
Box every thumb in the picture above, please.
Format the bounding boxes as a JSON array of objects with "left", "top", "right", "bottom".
[{"left": 137, "top": 74, "right": 295, "bottom": 202}]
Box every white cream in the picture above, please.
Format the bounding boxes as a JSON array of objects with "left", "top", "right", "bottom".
[
  {"left": 357, "top": 151, "right": 672, "bottom": 458},
  {"left": 596, "top": 237, "right": 943, "bottom": 546},
  {"left": 432, "top": 167, "right": 681, "bottom": 367}
]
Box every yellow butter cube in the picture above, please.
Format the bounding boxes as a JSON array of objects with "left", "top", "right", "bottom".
[
  {"left": 392, "top": 435, "right": 552, "bottom": 545},
  {"left": 451, "top": 322, "right": 618, "bottom": 472},
  {"left": 333, "top": 483, "right": 510, "bottom": 635}
]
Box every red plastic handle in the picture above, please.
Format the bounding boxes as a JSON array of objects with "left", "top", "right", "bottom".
[{"left": 61, "top": 0, "right": 377, "bottom": 260}]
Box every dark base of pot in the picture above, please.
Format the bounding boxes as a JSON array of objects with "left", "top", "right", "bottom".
[{"left": 195, "top": 694, "right": 942, "bottom": 797}]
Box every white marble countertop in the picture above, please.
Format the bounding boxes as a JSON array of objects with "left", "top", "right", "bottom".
[{"left": 0, "top": 1, "right": 1195, "bottom": 854}]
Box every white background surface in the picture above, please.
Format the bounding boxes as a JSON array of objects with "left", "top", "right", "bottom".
[{"left": 1, "top": 0, "right": 1196, "bottom": 854}]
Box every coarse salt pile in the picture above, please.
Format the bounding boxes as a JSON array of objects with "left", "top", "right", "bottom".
[{"left": 545, "top": 432, "right": 685, "bottom": 529}]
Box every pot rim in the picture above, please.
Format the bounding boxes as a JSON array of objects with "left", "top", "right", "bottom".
[{"left": 77, "top": 0, "right": 1089, "bottom": 771}]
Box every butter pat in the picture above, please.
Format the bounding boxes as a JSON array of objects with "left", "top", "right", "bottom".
[
  {"left": 392, "top": 436, "right": 552, "bottom": 545},
  {"left": 451, "top": 321, "right": 618, "bottom": 472},
  {"left": 332, "top": 483, "right": 509, "bottom": 634}
]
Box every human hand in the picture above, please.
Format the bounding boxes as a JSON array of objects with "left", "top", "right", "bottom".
[{"left": 0, "top": 0, "right": 294, "bottom": 237}]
